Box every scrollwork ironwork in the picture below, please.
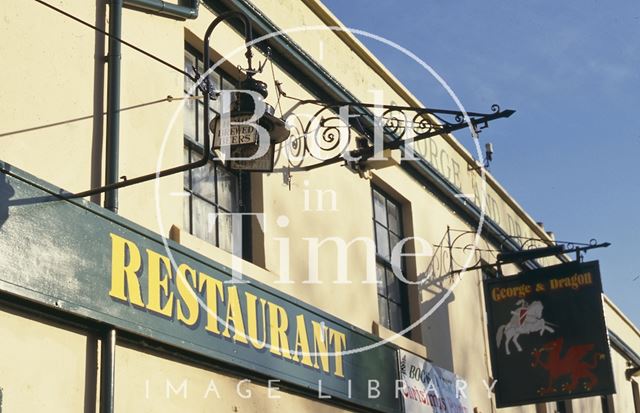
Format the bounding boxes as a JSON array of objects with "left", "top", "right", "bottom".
[{"left": 277, "top": 95, "right": 515, "bottom": 171}]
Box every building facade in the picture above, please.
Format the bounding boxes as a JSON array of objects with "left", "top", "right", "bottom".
[{"left": 1, "top": 0, "right": 639, "bottom": 412}]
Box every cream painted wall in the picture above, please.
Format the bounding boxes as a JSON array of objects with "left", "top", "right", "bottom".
[
  {"left": 0, "top": 307, "right": 98, "bottom": 412},
  {"left": 570, "top": 396, "right": 604, "bottom": 413},
  {"left": 1, "top": 1, "right": 639, "bottom": 413},
  {"left": 610, "top": 348, "right": 637, "bottom": 413},
  {"left": 0, "top": 1, "right": 100, "bottom": 192},
  {"left": 116, "top": 343, "right": 352, "bottom": 413}
]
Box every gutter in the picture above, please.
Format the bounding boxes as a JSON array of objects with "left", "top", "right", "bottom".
[
  {"left": 609, "top": 330, "right": 640, "bottom": 368},
  {"left": 124, "top": 0, "right": 199, "bottom": 20},
  {"left": 207, "top": 0, "right": 540, "bottom": 269},
  {"left": 209, "top": 0, "right": 557, "bottom": 257},
  {"left": 300, "top": 0, "right": 555, "bottom": 247}
]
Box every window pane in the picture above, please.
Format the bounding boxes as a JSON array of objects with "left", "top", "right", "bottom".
[
  {"left": 373, "top": 190, "right": 387, "bottom": 226},
  {"left": 192, "top": 198, "right": 217, "bottom": 245},
  {"left": 216, "top": 166, "right": 238, "bottom": 211},
  {"left": 192, "top": 160, "right": 215, "bottom": 201},
  {"left": 197, "top": 59, "right": 205, "bottom": 83},
  {"left": 222, "top": 76, "right": 235, "bottom": 91},
  {"left": 184, "top": 50, "right": 196, "bottom": 92},
  {"left": 378, "top": 295, "right": 389, "bottom": 329},
  {"left": 387, "top": 201, "right": 401, "bottom": 234},
  {"left": 183, "top": 195, "right": 191, "bottom": 233},
  {"left": 386, "top": 268, "right": 402, "bottom": 303},
  {"left": 208, "top": 71, "right": 221, "bottom": 113},
  {"left": 375, "top": 223, "right": 390, "bottom": 259},
  {"left": 196, "top": 101, "right": 205, "bottom": 143},
  {"left": 209, "top": 107, "right": 216, "bottom": 135},
  {"left": 183, "top": 147, "right": 190, "bottom": 189},
  {"left": 218, "top": 213, "right": 233, "bottom": 253},
  {"left": 183, "top": 92, "right": 196, "bottom": 141},
  {"left": 208, "top": 70, "right": 221, "bottom": 90},
  {"left": 389, "top": 301, "right": 404, "bottom": 332},
  {"left": 376, "top": 263, "right": 386, "bottom": 296},
  {"left": 389, "top": 233, "right": 402, "bottom": 257},
  {"left": 220, "top": 76, "right": 237, "bottom": 109}
]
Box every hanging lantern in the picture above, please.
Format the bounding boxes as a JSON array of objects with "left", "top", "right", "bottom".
[{"left": 210, "top": 75, "right": 289, "bottom": 172}]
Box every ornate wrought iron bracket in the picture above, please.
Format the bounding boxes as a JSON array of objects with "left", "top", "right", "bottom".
[
  {"left": 64, "top": 12, "right": 515, "bottom": 199},
  {"left": 419, "top": 227, "right": 611, "bottom": 286},
  {"left": 277, "top": 94, "right": 515, "bottom": 172}
]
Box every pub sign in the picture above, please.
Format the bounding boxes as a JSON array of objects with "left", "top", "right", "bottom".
[{"left": 484, "top": 261, "right": 615, "bottom": 407}]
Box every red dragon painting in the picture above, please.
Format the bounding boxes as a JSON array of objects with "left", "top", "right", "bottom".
[{"left": 531, "top": 337, "right": 605, "bottom": 395}]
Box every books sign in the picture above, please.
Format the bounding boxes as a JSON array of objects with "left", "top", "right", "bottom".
[{"left": 397, "top": 349, "right": 472, "bottom": 413}]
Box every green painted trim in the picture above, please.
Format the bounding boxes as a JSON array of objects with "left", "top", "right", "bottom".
[
  {"left": 0, "top": 160, "right": 384, "bottom": 342},
  {"left": 0, "top": 160, "right": 402, "bottom": 412}
]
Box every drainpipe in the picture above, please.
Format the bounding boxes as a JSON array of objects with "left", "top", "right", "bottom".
[
  {"left": 124, "top": 0, "right": 199, "bottom": 20},
  {"left": 100, "top": 329, "right": 117, "bottom": 413},
  {"left": 104, "top": 0, "right": 123, "bottom": 213},
  {"left": 103, "top": 0, "right": 198, "bottom": 213}
]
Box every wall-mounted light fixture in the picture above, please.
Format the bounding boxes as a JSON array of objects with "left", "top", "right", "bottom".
[
  {"left": 209, "top": 75, "right": 289, "bottom": 172},
  {"left": 468, "top": 142, "right": 494, "bottom": 172}
]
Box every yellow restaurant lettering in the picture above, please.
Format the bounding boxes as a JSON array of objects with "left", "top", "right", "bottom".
[{"left": 108, "top": 233, "right": 347, "bottom": 378}]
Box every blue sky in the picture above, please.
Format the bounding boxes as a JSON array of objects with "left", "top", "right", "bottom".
[{"left": 322, "top": 0, "right": 640, "bottom": 324}]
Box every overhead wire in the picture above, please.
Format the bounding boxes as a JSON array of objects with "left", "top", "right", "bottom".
[
  {"left": 15, "top": 0, "right": 212, "bottom": 140},
  {"left": 34, "top": 0, "right": 196, "bottom": 81},
  {"left": 0, "top": 95, "right": 203, "bottom": 138}
]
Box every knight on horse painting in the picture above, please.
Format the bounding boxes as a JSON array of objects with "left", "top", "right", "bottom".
[{"left": 496, "top": 300, "right": 555, "bottom": 355}]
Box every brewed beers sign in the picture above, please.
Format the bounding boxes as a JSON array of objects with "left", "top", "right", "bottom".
[{"left": 484, "top": 261, "right": 615, "bottom": 407}]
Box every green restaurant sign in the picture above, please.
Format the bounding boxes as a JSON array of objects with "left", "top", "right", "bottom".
[{"left": 0, "top": 162, "right": 401, "bottom": 412}]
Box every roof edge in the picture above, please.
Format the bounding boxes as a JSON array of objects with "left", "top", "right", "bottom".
[{"left": 303, "top": 0, "right": 554, "bottom": 245}]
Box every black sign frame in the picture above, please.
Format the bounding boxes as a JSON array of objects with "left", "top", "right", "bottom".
[{"left": 484, "top": 260, "right": 616, "bottom": 408}]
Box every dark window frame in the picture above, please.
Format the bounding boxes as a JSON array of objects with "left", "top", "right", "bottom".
[
  {"left": 632, "top": 379, "right": 640, "bottom": 413},
  {"left": 600, "top": 395, "right": 614, "bottom": 413},
  {"left": 183, "top": 44, "right": 252, "bottom": 260},
  {"left": 371, "top": 186, "right": 410, "bottom": 333}
]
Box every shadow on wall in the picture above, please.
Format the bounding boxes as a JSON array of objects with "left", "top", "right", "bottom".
[
  {"left": 419, "top": 266, "right": 456, "bottom": 371},
  {"left": 0, "top": 173, "right": 15, "bottom": 229},
  {"left": 0, "top": 169, "right": 71, "bottom": 234}
]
